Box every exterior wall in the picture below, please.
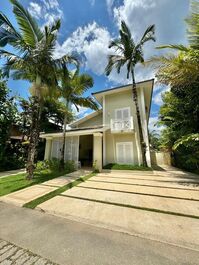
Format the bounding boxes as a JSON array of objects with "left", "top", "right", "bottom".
[
  {"left": 93, "top": 133, "right": 103, "bottom": 171},
  {"left": 103, "top": 88, "right": 149, "bottom": 166},
  {"left": 104, "top": 90, "right": 136, "bottom": 126},
  {"left": 150, "top": 151, "right": 171, "bottom": 166},
  {"left": 105, "top": 131, "right": 139, "bottom": 165},
  {"left": 78, "top": 113, "right": 102, "bottom": 128}
]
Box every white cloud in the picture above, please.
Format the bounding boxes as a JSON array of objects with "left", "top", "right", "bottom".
[
  {"left": 28, "top": 0, "right": 63, "bottom": 26},
  {"left": 28, "top": 2, "right": 42, "bottom": 19},
  {"left": 153, "top": 85, "right": 170, "bottom": 106},
  {"left": 106, "top": 0, "right": 115, "bottom": 16},
  {"left": 71, "top": 105, "right": 90, "bottom": 119},
  {"left": 54, "top": 22, "right": 112, "bottom": 75}
]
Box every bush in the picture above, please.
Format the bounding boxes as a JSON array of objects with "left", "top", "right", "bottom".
[{"left": 36, "top": 158, "right": 76, "bottom": 173}]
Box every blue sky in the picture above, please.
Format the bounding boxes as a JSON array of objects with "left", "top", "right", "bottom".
[{"left": 0, "top": 0, "right": 189, "bottom": 131}]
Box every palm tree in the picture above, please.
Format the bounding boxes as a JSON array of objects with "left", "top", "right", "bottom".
[
  {"left": 0, "top": 0, "right": 78, "bottom": 178},
  {"left": 105, "top": 21, "right": 155, "bottom": 166},
  {"left": 58, "top": 68, "right": 98, "bottom": 169}
]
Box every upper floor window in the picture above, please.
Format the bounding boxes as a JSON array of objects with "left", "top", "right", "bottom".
[{"left": 115, "top": 107, "right": 130, "bottom": 120}]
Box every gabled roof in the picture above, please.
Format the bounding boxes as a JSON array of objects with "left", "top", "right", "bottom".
[
  {"left": 92, "top": 79, "right": 154, "bottom": 104},
  {"left": 70, "top": 109, "right": 102, "bottom": 127}
]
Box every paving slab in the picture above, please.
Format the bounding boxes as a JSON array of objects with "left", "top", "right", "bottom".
[
  {"left": 0, "top": 169, "right": 92, "bottom": 207},
  {"left": 37, "top": 195, "right": 199, "bottom": 250},
  {"left": 91, "top": 176, "right": 199, "bottom": 190},
  {"left": 62, "top": 186, "right": 199, "bottom": 217},
  {"left": 79, "top": 180, "right": 199, "bottom": 200},
  {"left": 0, "top": 185, "right": 57, "bottom": 206},
  {"left": 0, "top": 168, "right": 25, "bottom": 178}
]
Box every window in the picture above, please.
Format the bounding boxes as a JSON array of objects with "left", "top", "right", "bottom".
[
  {"left": 116, "top": 142, "right": 133, "bottom": 164},
  {"left": 115, "top": 107, "right": 130, "bottom": 120}
]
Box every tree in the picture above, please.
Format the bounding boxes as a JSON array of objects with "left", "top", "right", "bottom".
[
  {"left": 0, "top": 71, "right": 19, "bottom": 170},
  {"left": 0, "top": 0, "right": 78, "bottom": 178},
  {"left": 105, "top": 20, "right": 155, "bottom": 166},
  {"left": 58, "top": 69, "right": 98, "bottom": 169}
]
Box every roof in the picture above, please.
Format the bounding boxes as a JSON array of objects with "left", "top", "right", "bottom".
[
  {"left": 70, "top": 109, "right": 102, "bottom": 127},
  {"left": 92, "top": 79, "right": 154, "bottom": 97},
  {"left": 40, "top": 126, "right": 108, "bottom": 139}
]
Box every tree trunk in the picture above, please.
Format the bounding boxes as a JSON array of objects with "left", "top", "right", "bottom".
[
  {"left": 131, "top": 70, "right": 147, "bottom": 167},
  {"left": 26, "top": 76, "right": 42, "bottom": 179},
  {"left": 60, "top": 114, "right": 67, "bottom": 170}
]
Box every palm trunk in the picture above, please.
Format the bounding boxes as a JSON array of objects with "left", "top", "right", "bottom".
[
  {"left": 60, "top": 114, "right": 67, "bottom": 170},
  {"left": 26, "top": 75, "right": 42, "bottom": 179},
  {"left": 131, "top": 70, "right": 147, "bottom": 167}
]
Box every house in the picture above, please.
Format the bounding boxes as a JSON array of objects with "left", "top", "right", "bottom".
[{"left": 40, "top": 79, "right": 154, "bottom": 171}]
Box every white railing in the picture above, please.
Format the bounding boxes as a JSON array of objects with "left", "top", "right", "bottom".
[{"left": 110, "top": 117, "right": 134, "bottom": 132}]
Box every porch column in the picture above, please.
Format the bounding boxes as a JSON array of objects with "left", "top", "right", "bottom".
[
  {"left": 44, "top": 137, "right": 52, "bottom": 160},
  {"left": 93, "top": 133, "right": 103, "bottom": 172}
]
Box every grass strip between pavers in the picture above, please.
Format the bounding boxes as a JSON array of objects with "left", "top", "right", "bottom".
[
  {"left": 59, "top": 194, "right": 199, "bottom": 220},
  {"left": 23, "top": 173, "right": 96, "bottom": 209}
]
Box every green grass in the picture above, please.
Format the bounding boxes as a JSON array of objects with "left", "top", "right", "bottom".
[
  {"left": 103, "top": 163, "right": 152, "bottom": 171},
  {"left": 23, "top": 172, "right": 96, "bottom": 209},
  {"left": 0, "top": 168, "right": 73, "bottom": 197}
]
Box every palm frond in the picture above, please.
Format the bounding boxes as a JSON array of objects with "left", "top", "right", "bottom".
[
  {"left": 156, "top": 44, "right": 189, "bottom": 51},
  {"left": 105, "top": 54, "right": 125, "bottom": 76},
  {"left": 0, "top": 12, "right": 22, "bottom": 47},
  {"left": 71, "top": 96, "right": 98, "bottom": 111},
  {"left": 139, "top": 24, "right": 155, "bottom": 45},
  {"left": 10, "top": 0, "right": 43, "bottom": 47}
]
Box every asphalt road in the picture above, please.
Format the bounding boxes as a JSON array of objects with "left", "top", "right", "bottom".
[{"left": 0, "top": 202, "right": 199, "bottom": 265}]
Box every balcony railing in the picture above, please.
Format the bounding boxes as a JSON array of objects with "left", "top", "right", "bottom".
[{"left": 110, "top": 117, "right": 134, "bottom": 132}]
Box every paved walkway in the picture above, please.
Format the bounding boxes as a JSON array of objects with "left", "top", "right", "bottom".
[
  {"left": 0, "top": 169, "right": 25, "bottom": 179},
  {"left": 0, "top": 239, "right": 56, "bottom": 265},
  {"left": 1, "top": 203, "right": 199, "bottom": 265},
  {"left": 38, "top": 167, "right": 199, "bottom": 250},
  {"left": 0, "top": 169, "right": 91, "bottom": 206}
]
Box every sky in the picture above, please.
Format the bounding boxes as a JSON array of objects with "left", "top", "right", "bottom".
[{"left": 0, "top": 0, "right": 190, "bottom": 132}]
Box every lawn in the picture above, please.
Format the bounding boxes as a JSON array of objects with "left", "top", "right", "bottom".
[
  {"left": 24, "top": 172, "right": 96, "bottom": 209},
  {"left": 103, "top": 163, "right": 152, "bottom": 170},
  {"left": 0, "top": 168, "right": 72, "bottom": 197}
]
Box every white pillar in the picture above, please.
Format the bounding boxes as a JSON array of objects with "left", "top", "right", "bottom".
[
  {"left": 93, "top": 133, "right": 103, "bottom": 172},
  {"left": 44, "top": 138, "right": 52, "bottom": 160}
]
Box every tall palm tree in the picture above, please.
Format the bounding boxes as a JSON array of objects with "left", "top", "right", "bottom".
[
  {"left": 105, "top": 21, "right": 155, "bottom": 166},
  {"left": 0, "top": 0, "right": 78, "bottom": 178},
  {"left": 58, "top": 68, "right": 98, "bottom": 169}
]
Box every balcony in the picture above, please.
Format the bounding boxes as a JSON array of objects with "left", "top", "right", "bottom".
[{"left": 110, "top": 117, "right": 134, "bottom": 133}]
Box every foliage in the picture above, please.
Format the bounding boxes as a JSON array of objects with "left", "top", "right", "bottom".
[
  {"left": 149, "top": 131, "right": 160, "bottom": 151},
  {"left": 0, "top": 72, "right": 22, "bottom": 170},
  {"left": 105, "top": 20, "right": 155, "bottom": 167},
  {"left": 151, "top": 1, "right": 199, "bottom": 173},
  {"left": 36, "top": 158, "right": 76, "bottom": 173},
  {"left": 58, "top": 68, "right": 98, "bottom": 169},
  {"left": 172, "top": 134, "right": 199, "bottom": 173},
  {"left": 0, "top": 0, "right": 78, "bottom": 178},
  {"left": 103, "top": 163, "right": 152, "bottom": 171}
]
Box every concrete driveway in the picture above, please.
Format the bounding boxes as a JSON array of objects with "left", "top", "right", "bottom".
[{"left": 38, "top": 167, "right": 199, "bottom": 250}]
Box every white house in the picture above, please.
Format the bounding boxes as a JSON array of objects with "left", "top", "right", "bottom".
[{"left": 40, "top": 79, "right": 154, "bottom": 171}]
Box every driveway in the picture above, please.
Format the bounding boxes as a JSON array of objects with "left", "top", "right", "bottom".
[{"left": 38, "top": 167, "right": 199, "bottom": 250}]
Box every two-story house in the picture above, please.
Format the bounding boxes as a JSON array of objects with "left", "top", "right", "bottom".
[{"left": 40, "top": 79, "right": 154, "bottom": 171}]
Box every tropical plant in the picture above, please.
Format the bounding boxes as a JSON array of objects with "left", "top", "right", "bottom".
[
  {"left": 0, "top": 0, "right": 78, "bottom": 178},
  {"left": 58, "top": 68, "right": 98, "bottom": 169},
  {"left": 149, "top": 0, "right": 199, "bottom": 88},
  {"left": 105, "top": 20, "right": 155, "bottom": 166}
]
